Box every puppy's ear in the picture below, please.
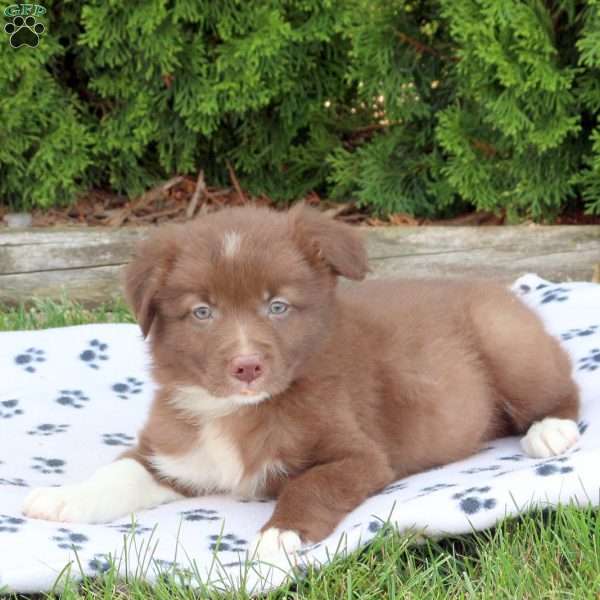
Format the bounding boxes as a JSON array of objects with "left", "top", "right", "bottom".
[
  {"left": 123, "top": 228, "right": 178, "bottom": 337},
  {"left": 290, "top": 203, "right": 369, "bottom": 280}
]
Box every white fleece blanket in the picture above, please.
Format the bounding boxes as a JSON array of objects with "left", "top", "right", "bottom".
[{"left": 1, "top": 274, "right": 599, "bottom": 594}]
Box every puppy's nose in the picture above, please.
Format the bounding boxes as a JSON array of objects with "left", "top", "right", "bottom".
[{"left": 230, "top": 354, "right": 263, "bottom": 384}]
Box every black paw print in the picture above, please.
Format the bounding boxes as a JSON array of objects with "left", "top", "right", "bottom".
[
  {"left": 181, "top": 508, "right": 220, "bottom": 522},
  {"left": 499, "top": 453, "right": 526, "bottom": 462},
  {"left": 108, "top": 522, "right": 153, "bottom": 536},
  {"left": 561, "top": 325, "right": 599, "bottom": 341},
  {"left": 0, "top": 477, "right": 28, "bottom": 487},
  {"left": 27, "top": 423, "right": 69, "bottom": 436},
  {"left": 540, "top": 287, "right": 570, "bottom": 304},
  {"left": 31, "top": 456, "right": 66, "bottom": 474},
  {"left": 0, "top": 399, "right": 23, "bottom": 419},
  {"left": 52, "top": 527, "right": 88, "bottom": 551},
  {"left": 577, "top": 348, "right": 600, "bottom": 372},
  {"left": 112, "top": 377, "right": 144, "bottom": 399},
  {"left": 102, "top": 432, "right": 135, "bottom": 447},
  {"left": 88, "top": 553, "right": 112, "bottom": 574},
  {"left": 461, "top": 465, "right": 501, "bottom": 474},
  {"left": 56, "top": 389, "right": 89, "bottom": 409},
  {"left": 80, "top": 339, "right": 109, "bottom": 369},
  {"left": 578, "top": 420, "right": 589, "bottom": 435},
  {"left": 517, "top": 283, "right": 531, "bottom": 294},
  {"left": 4, "top": 15, "right": 45, "bottom": 48},
  {"left": 209, "top": 532, "right": 247, "bottom": 553},
  {"left": 452, "top": 486, "right": 497, "bottom": 515},
  {"left": 14, "top": 348, "right": 45, "bottom": 373},
  {"left": 418, "top": 483, "right": 457, "bottom": 495},
  {"left": 379, "top": 481, "right": 408, "bottom": 495},
  {"left": 0, "top": 514, "right": 26, "bottom": 533},
  {"left": 534, "top": 456, "right": 573, "bottom": 477}
]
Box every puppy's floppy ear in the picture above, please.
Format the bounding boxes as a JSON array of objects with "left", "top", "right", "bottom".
[
  {"left": 289, "top": 202, "right": 369, "bottom": 280},
  {"left": 123, "top": 228, "right": 178, "bottom": 338}
]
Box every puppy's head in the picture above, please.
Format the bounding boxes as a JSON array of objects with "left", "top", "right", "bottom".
[{"left": 124, "top": 204, "right": 368, "bottom": 411}]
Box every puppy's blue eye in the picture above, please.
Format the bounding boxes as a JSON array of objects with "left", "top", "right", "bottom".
[
  {"left": 192, "top": 305, "right": 212, "bottom": 320},
  {"left": 268, "top": 300, "right": 289, "bottom": 315}
]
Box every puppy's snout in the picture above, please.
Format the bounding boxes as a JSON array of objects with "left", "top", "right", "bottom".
[{"left": 230, "top": 354, "right": 263, "bottom": 384}]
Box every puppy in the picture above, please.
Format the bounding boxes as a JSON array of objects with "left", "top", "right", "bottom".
[{"left": 24, "top": 204, "right": 580, "bottom": 560}]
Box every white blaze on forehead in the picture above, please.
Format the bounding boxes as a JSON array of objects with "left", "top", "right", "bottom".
[{"left": 222, "top": 231, "right": 241, "bottom": 257}]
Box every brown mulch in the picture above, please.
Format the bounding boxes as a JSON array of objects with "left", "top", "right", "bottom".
[{"left": 1, "top": 170, "right": 599, "bottom": 228}]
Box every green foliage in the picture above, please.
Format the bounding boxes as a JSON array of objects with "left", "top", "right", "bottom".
[{"left": 1, "top": 0, "right": 600, "bottom": 218}]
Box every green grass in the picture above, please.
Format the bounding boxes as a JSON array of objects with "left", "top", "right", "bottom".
[{"left": 2, "top": 299, "right": 599, "bottom": 599}]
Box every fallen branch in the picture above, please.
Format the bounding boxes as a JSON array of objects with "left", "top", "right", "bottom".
[
  {"left": 226, "top": 160, "right": 246, "bottom": 203},
  {"left": 186, "top": 169, "right": 206, "bottom": 219}
]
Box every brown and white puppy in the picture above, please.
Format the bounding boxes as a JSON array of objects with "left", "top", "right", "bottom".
[{"left": 23, "top": 204, "right": 580, "bottom": 560}]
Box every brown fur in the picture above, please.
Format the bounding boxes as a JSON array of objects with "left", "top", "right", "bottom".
[{"left": 123, "top": 204, "right": 579, "bottom": 543}]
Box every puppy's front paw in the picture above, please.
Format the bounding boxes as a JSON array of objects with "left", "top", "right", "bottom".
[
  {"left": 250, "top": 528, "right": 303, "bottom": 566},
  {"left": 521, "top": 418, "right": 580, "bottom": 458},
  {"left": 23, "top": 484, "right": 118, "bottom": 523}
]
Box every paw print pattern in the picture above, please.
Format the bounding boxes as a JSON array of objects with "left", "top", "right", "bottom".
[
  {"left": 112, "top": 377, "right": 144, "bottom": 400},
  {"left": 0, "top": 477, "right": 28, "bottom": 487},
  {"left": 452, "top": 486, "right": 497, "bottom": 515},
  {"left": 4, "top": 15, "right": 45, "bottom": 48},
  {"left": 52, "top": 527, "right": 88, "bottom": 551},
  {"left": 0, "top": 514, "right": 25, "bottom": 533},
  {"left": 578, "top": 421, "right": 589, "bottom": 435},
  {"left": 461, "top": 465, "right": 501, "bottom": 474},
  {"left": 0, "top": 399, "right": 23, "bottom": 419},
  {"left": 577, "top": 348, "right": 600, "bottom": 372},
  {"left": 540, "top": 286, "right": 570, "bottom": 304},
  {"left": 14, "top": 348, "right": 45, "bottom": 373},
  {"left": 499, "top": 454, "right": 526, "bottom": 462},
  {"left": 534, "top": 456, "right": 574, "bottom": 477},
  {"left": 80, "top": 339, "right": 109, "bottom": 369},
  {"left": 88, "top": 553, "right": 111, "bottom": 574},
  {"left": 27, "top": 423, "right": 69, "bottom": 436},
  {"left": 181, "top": 508, "right": 220, "bottom": 522},
  {"left": 102, "top": 432, "right": 135, "bottom": 447},
  {"left": 418, "top": 483, "right": 457, "bottom": 495},
  {"left": 208, "top": 533, "right": 247, "bottom": 553},
  {"left": 560, "top": 325, "right": 599, "bottom": 341},
  {"left": 379, "top": 481, "right": 408, "bottom": 495},
  {"left": 56, "top": 389, "right": 89, "bottom": 409},
  {"left": 31, "top": 456, "right": 65, "bottom": 475},
  {"left": 109, "top": 522, "right": 153, "bottom": 536}
]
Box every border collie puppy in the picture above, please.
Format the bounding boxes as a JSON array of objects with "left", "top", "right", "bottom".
[{"left": 24, "top": 204, "right": 580, "bottom": 560}]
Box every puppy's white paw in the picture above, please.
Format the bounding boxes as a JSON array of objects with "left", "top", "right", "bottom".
[
  {"left": 250, "top": 528, "right": 303, "bottom": 566},
  {"left": 521, "top": 418, "right": 580, "bottom": 458}
]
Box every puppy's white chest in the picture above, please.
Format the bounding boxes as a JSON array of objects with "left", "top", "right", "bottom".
[{"left": 150, "top": 421, "right": 245, "bottom": 494}]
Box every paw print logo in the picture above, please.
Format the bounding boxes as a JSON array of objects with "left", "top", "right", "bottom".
[
  {"left": 561, "top": 325, "right": 599, "bottom": 341},
  {"left": 461, "top": 465, "right": 501, "bottom": 474},
  {"left": 102, "top": 432, "right": 135, "bottom": 447},
  {"left": 417, "top": 483, "right": 457, "bottom": 496},
  {"left": 452, "top": 486, "right": 497, "bottom": 515},
  {"left": 80, "top": 339, "right": 109, "bottom": 369},
  {"left": 14, "top": 348, "right": 45, "bottom": 373},
  {"left": 108, "top": 522, "right": 152, "bottom": 536},
  {"left": 0, "top": 477, "right": 28, "bottom": 487},
  {"left": 56, "top": 389, "right": 89, "bottom": 409},
  {"left": 534, "top": 456, "right": 573, "bottom": 477},
  {"left": 52, "top": 527, "right": 88, "bottom": 550},
  {"left": 31, "top": 456, "right": 66, "bottom": 475},
  {"left": 112, "top": 377, "right": 144, "bottom": 400},
  {"left": 0, "top": 514, "right": 26, "bottom": 533},
  {"left": 4, "top": 15, "right": 45, "bottom": 48},
  {"left": 540, "top": 287, "right": 569, "bottom": 304},
  {"left": 0, "top": 399, "right": 24, "bottom": 419},
  {"left": 499, "top": 453, "right": 526, "bottom": 462},
  {"left": 88, "top": 553, "right": 112, "bottom": 574},
  {"left": 577, "top": 348, "right": 600, "bottom": 372},
  {"left": 578, "top": 420, "right": 589, "bottom": 435},
  {"left": 181, "top": 508, "right": 220, "bottom": 522},
  {"left": 27, "top": 423, "right": 69, "bottom": 436},
  {"left": 208, "top": 532, "right": 247, "bottom": 553}
]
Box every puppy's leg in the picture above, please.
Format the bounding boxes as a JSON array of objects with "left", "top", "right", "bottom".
[
  {"left": 470, "top": 289, "right": 580, "bottom": 458},
  {"left": 23, "top": 457, "right": 181, "bottom": 523},
  {"left": 252, "top": 449, "right": 393, "bottom": 562}
]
